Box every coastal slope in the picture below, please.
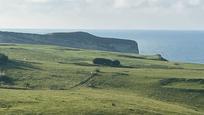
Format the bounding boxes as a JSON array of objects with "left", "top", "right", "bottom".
[{"left": 0, "top": 31, "right": 139, "bottom": 54}]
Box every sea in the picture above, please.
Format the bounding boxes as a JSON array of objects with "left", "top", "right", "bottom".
[{"left": 1, "top": 29, "right": 204, "bottom": 64}]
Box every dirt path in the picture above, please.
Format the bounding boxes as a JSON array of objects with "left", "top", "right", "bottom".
[{"left": 69, "top": 72, "right": 98, "bottom": 89}]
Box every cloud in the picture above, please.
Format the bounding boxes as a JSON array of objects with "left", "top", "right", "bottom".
[
  {"left": 187, "top": 0, "right": 201, "bottom": 6},
  {"left": 111, "top": 0, "right": 204, "bottom": 10},
  {"left": 26, "top": 0, "right": 50, "bottom": 3},
  {"left": 0, "top": 0, "right": 204, "bottom": 29}
]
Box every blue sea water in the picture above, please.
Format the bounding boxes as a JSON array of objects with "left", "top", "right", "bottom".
[
  {"left": 1, "top": 29, "right": 204, "bottom": 64},
  {"left": 88, "top": 30, "right": 204, "bottom": 64}
]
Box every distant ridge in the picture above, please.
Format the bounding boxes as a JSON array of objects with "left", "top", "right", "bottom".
[{"left": 0, "top": 31, "right": 139, "bottom": 54}]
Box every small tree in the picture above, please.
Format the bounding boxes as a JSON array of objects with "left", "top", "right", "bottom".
[
  {"left": 24, "top": 82, "right": 31, "bottom": 88},
  {"left": 112, "top": 60, "right": 120, "bottom": 67},
  {"left": 0, "top": 54, "right": 8, "bottom": 64},
  {"left": 0, "top": 54, "right": 8, "bottom": 76}
]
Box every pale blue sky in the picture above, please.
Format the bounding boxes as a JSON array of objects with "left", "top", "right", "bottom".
[{"left": 0, "top": 0, "right": 204, "bottom": 30}]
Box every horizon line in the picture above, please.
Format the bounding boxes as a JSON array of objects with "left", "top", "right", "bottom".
[{"left": 1, "top": 27, "right": 204, "bottom": 32}]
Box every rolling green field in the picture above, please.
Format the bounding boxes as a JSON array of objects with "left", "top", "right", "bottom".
[{"left": 0, "top": 44, "right": 204, "bottom": 115}]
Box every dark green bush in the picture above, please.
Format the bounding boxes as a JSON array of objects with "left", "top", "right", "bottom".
[
  {"left": 93, "top": 58, "right": 121, "bottom": 67},
  {"left": 0, "top": 75, "right": 14, "bottom": 84},
  {"left": 0, "top": 54, "right": 8, "bottom": 65},
  {"left": 112, "top": 60, "right": 120, "bottom": 67},
  {"left": 93, "top": 58, "right": 113, "bottom": 66}
]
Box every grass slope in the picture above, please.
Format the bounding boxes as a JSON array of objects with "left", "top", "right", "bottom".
[
  {"left": 0, "top": 31, "right": 139, "bottom": 54},
  {"left": 0, "top": 44, "right": 203, "bottom": 115}
]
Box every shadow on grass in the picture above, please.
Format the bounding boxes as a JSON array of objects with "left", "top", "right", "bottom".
[
  {"left": 0, "top": 75, "right": 31, "bottom": 90},
  {"left": 0, "top": 75, "right": 14, "bottom": 85},
  {"left": 71, "top": 62, "right": 133, "bottom": 68},
  {"left": 54, "top": 47, "right": 82, "bottom": 51},
  {"left": 6, "top": 60, "right": 42, "bottom": 70},
  {"left": 0, "top": 59, "right": 43, "bottom": 90},
  {"left": 70, "top": 61, "right": 185, "bottom": 70},
  {"left": 160, "top": 78, "right": 204, "bottom": 93}
]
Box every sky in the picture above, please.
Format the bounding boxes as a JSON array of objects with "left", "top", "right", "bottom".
[{"left": 0, "top": 0, "right": 204, "bottom": 30}]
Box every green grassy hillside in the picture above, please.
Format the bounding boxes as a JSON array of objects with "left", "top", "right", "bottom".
[
  {"left": 0, "top": 31, "right": 139, "bottom": 54},
  {"left": 0, "top": 44, "right": 203, "bottom": 115}
]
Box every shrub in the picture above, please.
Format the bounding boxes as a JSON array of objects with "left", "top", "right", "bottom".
[
  {"left": 0, "top": 54, "right": 8, "bottom": 65},
  {"left": 93, "top": 58, "right": 121, "bottom": 67},
  {"left": 95, "top": 68, "right": 100, "bottom": 73},
  {"left": 24, "top": 83, "right": 31, "bottom": 88},
  {"left": 112, "top": 60, "right": 120, "bottom": 67},
  {"left": 93, "top": 58, "right": 113, "bottom": 66},
  {"left": 0, "top": 54, "right": 9, "bottom": 77},
  {"left": 0, "top": 75, "right": 13, "bottom": 84}
]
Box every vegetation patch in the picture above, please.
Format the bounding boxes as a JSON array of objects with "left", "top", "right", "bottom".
[
  {"left": 55, "top": 47, "right": 82, "bottom": 51},
  {"left": 0, "top": 101, "right": 12, "bottom": 109},
  {"left": 112, "top": 72, "right": 129, "bottom": 77},
  {"left": 7, "top": 60, "right": 41, "bottom": 70},
  {"left": 160, "top": 78, "right": 204, "bottom": 85},
  {"left": 160, "top": 78, "right": 204, "bottom": 91},
  {"left": 72, "top": 62, "right": 96, "bottom": 67},
  {"left": 0, "top": 43, "right": 17, "bottom": 46}
]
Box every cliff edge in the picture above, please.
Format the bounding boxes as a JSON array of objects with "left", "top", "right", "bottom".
[{"left": 0, "top": 31, "right": 139, "bottom": 54}]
